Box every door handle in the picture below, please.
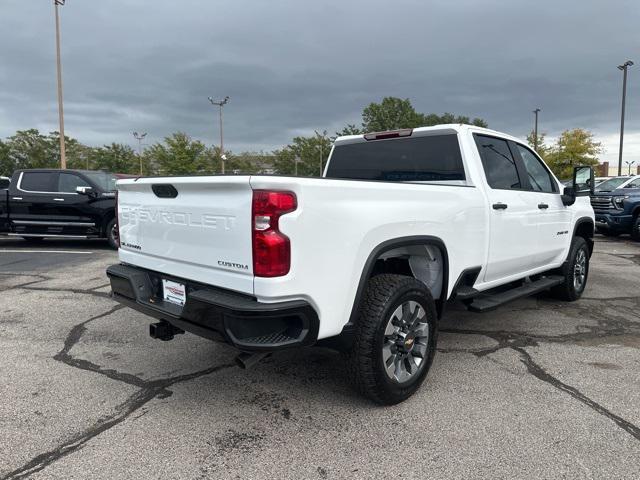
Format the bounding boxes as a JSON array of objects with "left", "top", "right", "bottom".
[
  {"left": 538, "top": 203, "right": 549, "bottom": 209},
  {"left": 12, "top": 197, "right": 22, "bottom": 200},
  {"left": 53, "top": 198, "right": 65, "bottom": 202},
  {"left": 492, "top": 203, "right": 508, "bottom": 210}
]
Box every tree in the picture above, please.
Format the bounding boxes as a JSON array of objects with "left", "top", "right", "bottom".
[
  {"left": 358, "top": 97, "right": 488, "bottom": 133},
  {"left": 544, "top": 129, "right": 602, "bottom": 179},
  {"left": 335, "top": 124, "right": 363, "bottom": 137},
  {"left": 5, "top": 129, "right": 55, "bottom": 170},
  {"left": 361, "top": 97, "right": 424, "bottom": 132},
  {"left": 144, "top": 132, "right": 212, "bottom": 175},
  {"left": 89, "top": 143, "right": 139, "bottom": 174},
  {"left": 0, "top": 140, "right": 10, "bottom": 176},
  {"left": 273, "top": 131, "right": 331, "bottom": 176},
  {"left": 526, "top": 131, "right": 551, "bottom": 158}
]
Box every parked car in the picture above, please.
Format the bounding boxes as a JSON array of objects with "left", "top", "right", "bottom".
[
  {"left": 0, "top": 176, "right": 10, "bottom": 189},
  {"left": 594, "top": 175, "right": 637, "bottom": 192},
  {"left": 0, "top": 169, "right": 119, "bottom": 248},
  {"left": 594, "top": 176, "right": 613, "bottom": 187},
  {"left": 591, "top": 183, "right": 640, "bottom": 240},
  {"left": 107, "top": 125, "right": 595, "bottom": 404}
]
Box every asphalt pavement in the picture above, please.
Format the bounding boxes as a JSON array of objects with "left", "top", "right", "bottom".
[{"left": 0, "top": 235, "right": 638, "bottom": 479}]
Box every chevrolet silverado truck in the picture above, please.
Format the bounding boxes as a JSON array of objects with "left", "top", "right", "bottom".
[
  {"left": 591, "top": 176, "right": 640, "bottom": 240},
  {"left": 0, "top": 169, "right": 119, "bottom": 248},
  {"left": 107, "top": 125, "right": 595, "bottom": 404}
]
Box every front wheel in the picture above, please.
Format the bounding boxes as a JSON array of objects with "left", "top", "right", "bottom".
[
  {"left": 631, "top": 216, "right": 640, "bottom": 242},
  {"left": 550, "top": 236, "right": 590, "bottom": 301},
  {"left": 106, "top": 218, "right": 118, "bottom": 250},
  {"left": 345, "top": 274, "right": 438, "bottom": 405}
]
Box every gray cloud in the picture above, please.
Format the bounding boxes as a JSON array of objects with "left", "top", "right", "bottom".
[{"left": 1, "top": 0, "right": 639, "bottom": 160}]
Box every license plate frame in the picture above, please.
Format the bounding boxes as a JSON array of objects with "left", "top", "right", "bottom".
[{"left": 162, "top": 279, "right": 186, "bottom": 306}]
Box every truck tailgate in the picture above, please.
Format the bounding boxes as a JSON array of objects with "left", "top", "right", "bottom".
[{"left": 116, "top": 176, "right": 254, "bottom": 295}]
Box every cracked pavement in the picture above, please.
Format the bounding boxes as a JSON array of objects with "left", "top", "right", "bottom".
[{"left": 0, "top": 236, "right": 639, "bottom": 479}]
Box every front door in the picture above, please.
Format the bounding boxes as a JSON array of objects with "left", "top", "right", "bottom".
[
  {"left": 474, "top": 134, "right": 540, "bottom": 283},
  {"left": 513, "top": 143, "right": 572, "bottom": 266}
]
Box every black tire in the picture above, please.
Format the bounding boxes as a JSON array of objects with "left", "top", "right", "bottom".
[
  {"left": 550, "top": 236, "right": 589, "bottom": 301},
  {"left": 345, "top": 274, "right": 438, "bottom": 405},
  {"left": 106, "top": 218, "right": 118, "bottom": 249},
  {"left": 631, "top": 216, "right": 640, "bottom": 242},
  {"left": 595, "top": 227, "right": 620, "bottom": 237}
]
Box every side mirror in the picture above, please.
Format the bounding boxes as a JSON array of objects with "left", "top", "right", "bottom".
[
  {"left": 573, "top": 166, "right": 594, "bottom": 196},
  {"left": 76, "top": 186, "right": 94, "bottom": 196},
  {"left": 561, "top": 186, "right": 576, "bottom": 206}
]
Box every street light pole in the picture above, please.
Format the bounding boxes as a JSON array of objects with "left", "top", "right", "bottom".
[
  {"left": 208, "top": 96, "right": 229, "bottom": 174},
  {"left": 617, "top": 60, "right": 634, "bottom": 176},
  {"left": 625, "top": 160, "right": 636, "bottom": 175},
  {"left": 533, "top": 108, "right": 541, "bottom": 152},
  {"left": 54, "top": 0, "right": 66, "bottom": 169},
  {"left": 133, "top": 132, "right": 147, "bottom": 175}
]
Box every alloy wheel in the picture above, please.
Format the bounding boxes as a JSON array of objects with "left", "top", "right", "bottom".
[{"left": 382, "top": 300, "right": 430, "bottom": 383}]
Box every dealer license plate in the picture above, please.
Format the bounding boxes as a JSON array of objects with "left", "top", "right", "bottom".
[{"left": 162, "top": 279, "right": 186, "bottom": 306}]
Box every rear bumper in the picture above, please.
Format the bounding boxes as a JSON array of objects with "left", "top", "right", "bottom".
[
  {"left": 594, "top": 211, "right": 632, "bottom": 231},
  {"left": 106, "top": 263, "right": 319, "bottom": 352}
]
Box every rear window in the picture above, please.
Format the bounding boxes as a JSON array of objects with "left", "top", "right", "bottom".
[
  {"left": 325, "top": 134, "right": 465, "bottom": 182},
  {"left": 19, "top": 172, "right": 55, "bottom": 192}
]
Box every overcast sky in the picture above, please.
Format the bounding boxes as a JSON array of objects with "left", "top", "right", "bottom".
[{"left": 1, "top": 0, "right": 638, "bottom": 166}]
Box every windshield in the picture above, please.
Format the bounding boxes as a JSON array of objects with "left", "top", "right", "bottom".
[
  {"left": 83, "top": 171, "right": 118, "bottom": 191},
  {"left": 326, "top": 134, "right": 465, "bottom": 183},
  {"left": 595, "top": 177, "right": 630, "bottom": 192}
]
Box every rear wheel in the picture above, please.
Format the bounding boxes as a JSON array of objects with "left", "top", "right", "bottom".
[
  {"left": 631, "top": 216, "right": 640, "bottom": 242},
  {"left": 345, "top": 274, "right": 438, "bottom": 405},
  {"left": 550, "top": 236, "right": 589, "bottom": 301},
  {"left": 106, "top": 218, "right": 118, "bottom": 249}
]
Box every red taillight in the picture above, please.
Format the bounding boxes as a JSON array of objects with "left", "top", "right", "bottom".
[
  {"left": 252, "top": 190, "right": 297, "bottom": 277},
  {"left": 114, "top": 190, "right": 120, "bottom": 247}
]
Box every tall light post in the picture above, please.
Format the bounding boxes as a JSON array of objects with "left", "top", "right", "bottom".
[
  {"left": 208, "top": 96, "right": 229, "bottom": 174},
  {"left": 54, "top": 0, "right": 66, "bottom": 169},
  {"left": 532, "top": 108, "right": 541, "bottom": 152},
  {"left": 133, "top": 132, "right": 147, "bottom": 175},
  {"left": 617, "top": 60, "right": 634, "bottom": 176},
  {"left": 625, "top": 160, "right": 636, "bottom": 175}
]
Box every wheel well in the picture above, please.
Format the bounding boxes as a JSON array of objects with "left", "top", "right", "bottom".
[
  {"left": 347, "top": 237, "right": 449, "bottom": 327},
  {"left": 574, "top": 219, "right": 594, "bottom": 256},
  {"left": 371, "top": 245, "right": 445, "bottom": 301}
]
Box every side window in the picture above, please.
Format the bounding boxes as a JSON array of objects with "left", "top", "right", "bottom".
[
  {"left": 58, "top": 173, "right": 90, "bottom": 193},
  {"left": 20, "top": 172, "right": 55, "bottom": 192},
  {"left": 517, "top": 145, "right": 555, "bottom": 193},
  {"left": 624, "top": 178, "right": 640, "bottom": 188},
  {"left": 474, "top": 135, "right": 521, "bottom": 190}
]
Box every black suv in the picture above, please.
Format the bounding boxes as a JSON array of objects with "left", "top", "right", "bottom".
[{"left": 0, "top": 169, "right": 120, "bottom": 248}]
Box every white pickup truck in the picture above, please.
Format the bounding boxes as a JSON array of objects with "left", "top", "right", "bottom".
[{"left": 107, "top": 124, "right": 595, "bottom": 404}]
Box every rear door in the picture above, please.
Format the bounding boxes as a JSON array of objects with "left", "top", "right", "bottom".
[
  {"left": 9, "top": 171, "right": 62, "bottom": 234},
  {"left": 117, "top": 176, "right": 255, "bottom": 294},
  {"left": 512, "top": 143, "right": 571, "bottom": 266},
  {"left": 474, "top": 134, "right": 540, "bottom": 283}
]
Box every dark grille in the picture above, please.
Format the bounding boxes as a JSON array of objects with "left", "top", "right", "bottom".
[{"left": 590, "top": 196, "right": 612, "bottom": 209}]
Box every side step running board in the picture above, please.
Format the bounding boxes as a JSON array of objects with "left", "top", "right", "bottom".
[
  {"left": 467, "top": 275, "right": 564, "bottom": 313},
  {"left": 455, "top": 285, "right": 479, "bottom": 301}
]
